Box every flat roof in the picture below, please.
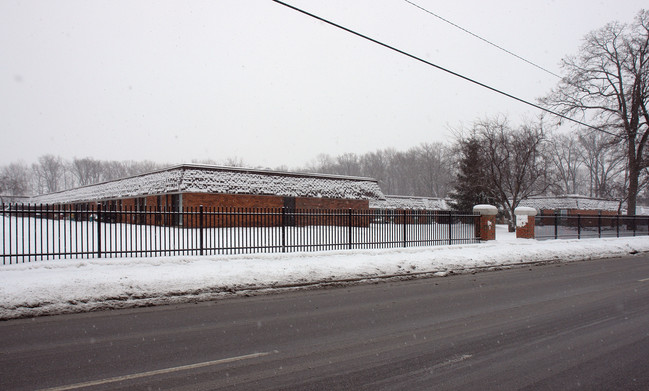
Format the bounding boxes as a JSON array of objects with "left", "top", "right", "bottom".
[
  {"left": 518, "top": 195, "right": 622, "bottom": 212},
  {"left": 30, "top": 164, "right": 386, "bottom": 204}
]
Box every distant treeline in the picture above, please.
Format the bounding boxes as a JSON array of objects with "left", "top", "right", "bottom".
[{"left": 0, "top": 118, "right": 645, "bottom": 207}]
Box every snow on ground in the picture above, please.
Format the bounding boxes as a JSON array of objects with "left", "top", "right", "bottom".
[{"left": 1, "top": 225, "right": 648, "bottom": 320}]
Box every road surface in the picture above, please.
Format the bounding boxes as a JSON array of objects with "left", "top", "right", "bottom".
[{"left": 1, "top": 254, "right": 649, "bottom": 390}]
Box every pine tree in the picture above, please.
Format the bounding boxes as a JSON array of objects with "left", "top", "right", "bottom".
[{"left": 448, "top": 137, "right": 493, "bottom": 212}]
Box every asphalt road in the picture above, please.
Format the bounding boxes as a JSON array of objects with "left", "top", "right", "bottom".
[{"left": 2, "top": 255, "right": 649, "bottom": 390}]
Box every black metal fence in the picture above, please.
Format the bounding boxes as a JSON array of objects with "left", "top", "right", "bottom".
[
  {"left": 1, "top": 203, "right": 480, "bottom": 264},
  {"left": 534, "top": 213, "right": 649, "bottom": 240}
]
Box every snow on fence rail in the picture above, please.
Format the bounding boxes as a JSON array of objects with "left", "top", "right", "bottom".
[
  {"left": 1, "top": 204, "right": 480, "bottom": 264},
  {"left": 534, "top": 213, "right": 649, "bottom": 240}
]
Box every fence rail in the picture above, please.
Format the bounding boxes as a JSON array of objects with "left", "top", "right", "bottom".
[
  {"left": 534, "top": 213, "right": 649, "bottom": 240},
  {"left": 2, "top": 203, "right": 480, "bottom": 264}
]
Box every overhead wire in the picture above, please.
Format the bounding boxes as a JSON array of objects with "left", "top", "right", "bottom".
[
  {"left": 271, "top": 0, "right": 617, "bottom": 138},
  {"left": 403, "top": 0, "right": 563, "bottom": 79}
]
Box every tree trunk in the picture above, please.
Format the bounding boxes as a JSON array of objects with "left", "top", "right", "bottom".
[
  {"left": 506, "top": 208, "right": 516, "bottom": 232},
  {"left": 627, "top": 161, "right": 639, "bottom": 216}
]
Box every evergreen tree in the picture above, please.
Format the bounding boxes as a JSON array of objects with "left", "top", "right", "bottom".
[{"left": 448, "top": 137, "right": 492, "bottom": 212}]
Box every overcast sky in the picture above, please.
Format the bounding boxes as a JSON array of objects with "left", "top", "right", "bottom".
[{"left": 1, "top": 1, "right": 646, "bottom": 169}]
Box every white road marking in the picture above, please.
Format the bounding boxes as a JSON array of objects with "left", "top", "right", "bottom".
[
  {"left": 39, "top": 351, "right": 274, "bottom": 391},
  {"left": 638, "top": 278, "right": 649, "bottom": 282},
  {"left": 431, "top": 353, "right": 473, "bottom": 370}
]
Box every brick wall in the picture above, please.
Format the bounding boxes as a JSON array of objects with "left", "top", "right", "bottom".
[
  {"left": 57, "top": 192, "right": 374, "bottom": 228},
  {"left": 515, "top": 215, "right": 535, "bottom": 239},
  {"left": 476, "top": 215, "right": 496, "bottom": 240},
  {"left": 295, "top": 197, "right": 368, "bottom": 210},
  {"left": 183, "top": 193, "right": 285, "bottom": 209},
  {"left": 182, "top": 193, "right": 371, "bottom": 228}
]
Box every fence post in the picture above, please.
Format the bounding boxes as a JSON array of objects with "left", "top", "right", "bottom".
[
  {"left": 577, "top": 214, "right": 581, "bottom": 239},
  {"left": 598, "top": 212, "right": 602, "bottom": 238},
  {"left": 2, "top": 203, "right": 5, "bottom": 265},
  {"left": 281, "top": 207, "right": 286, "bottom": 253},
  {"left": 617, "top": 215, "right": 620, "bottom": 238},
  {"left": 199, "top": 205, "right": 204, "bottom": 256},
  {"left": 401, "top": 209, "right": 408, "bottom": 247},
  {"left": 514, "top": 207, "right": 537, "bottom": 239},
  {"left": 554, "top": 212, "right": 558, "bottom": 240},
  {"left": 96, "top": 203, "right": 102, "bottom": 259},
  {"left": 472, "top": 205, "right": 497, "bottom": 241},
  {"left": 348, "top": 208, "right": 353, "bottom": 250}
]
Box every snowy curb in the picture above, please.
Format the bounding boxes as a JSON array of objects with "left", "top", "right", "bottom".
[{"left": 2, "top": 234, "right": 649, "bottom": 320}]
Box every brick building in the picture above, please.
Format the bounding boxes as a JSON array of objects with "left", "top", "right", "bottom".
[
  {"left": 518, "top": 194, "right": 622, "bottom": 229},
  {"left": 28, "top": 164, "right": 386, "bottom": 226},
  {"left": 517, "top": 195, "right": 622, "bottom": 216}
]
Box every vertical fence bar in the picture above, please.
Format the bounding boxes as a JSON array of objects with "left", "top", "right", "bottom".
[
  {"left": 403, "top": 210, "right": 407, "bottom": 247},
  {"left": 9, "top": 204, "right": 14, "bottom": 263},
  {"left": 199, "top": 205, "right": 204, "bottom": 256},
  {"left": 554, "top": 212, "right": 558, "bottom": 240},
  {"left": 616, "top": 215, "right": 620, "bottom": 238},
  {"left": 281, "top": 207, "right": 286, "bottom": 253},
  {"left": 45, "top": 204, "right": 50, "bottom": 261},
  {"left": 1, "top": 203, "right": 5, "bottom": 265},
  {"left": 577, "top": 214, "right": 581, "bottom": 239},
  {"left": 96, "top": 203, "right": 102, "bottom": 258},
  {"left": 27, "top": 204, "right": 31, "bottom": 262},
  {"left": 448, "top": 211, "right": 453, "bottom": 245},
  {"left": 348, "top": 208, "right": 353, "bottom": 250},
  {"left": 598, "top": 213, "right": 602, "bottom": 238}
]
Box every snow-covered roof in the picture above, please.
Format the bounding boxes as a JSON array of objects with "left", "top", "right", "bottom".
[
  {"left": 29, "top": 164, "right": 386, "bottom": 204},
  {"left": 518, "top": 195, "right": 622, "bottom": 212},
  {"left": 1, "top": 194, "right": 31, "bottom": 204},
  {"left": 370, "top": 195, "right": 450, "bottom": 210}
]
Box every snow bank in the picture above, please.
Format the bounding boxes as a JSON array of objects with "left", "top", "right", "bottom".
[{"left": 1, "top": 226, "right": 648, "bottom": 319}]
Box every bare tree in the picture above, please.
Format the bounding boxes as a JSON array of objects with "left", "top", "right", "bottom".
[
  {"left": 335, "top": 153, "right": 362, "bottom": 177},
  {"left": 412, "top": 142, "right": 453, "bottom": 197},
  {"left": 32, "top": 155, "right": 65, "bottom": 194},
  {"left": 359, "top": 150, "right": 390, "bottom": 190},
  {"left": 304, "top": 153, "right": 337, "bottom": 174},
  {"left": 545, "top": 133, "right": 586, "bottom": 195},
  {"left": 300, "top": 144, "right": 454, "bottom": 198},
  {"left": 543, "top": 10, "right": 649, "bottom": 215},
  {"left": 220, "top": 157, "right": 246, "bottom": 168},
  {"left": 99, "top": 161, "right": 130, "bottom": 182},
  {"left": 577, "top": 131, "right": 626, "bottom": 198},
  {"left": 374, "top": 148, "right": 400, "bottom": 194},
  {"left": 475, "top": 116, "right": 551, "bottom": 231},
  {"left": 0, "top": 162, "right": 32, "bottom": 197},
  {"left": 71, "top": 157, "right": 104, "bottom": 186}
]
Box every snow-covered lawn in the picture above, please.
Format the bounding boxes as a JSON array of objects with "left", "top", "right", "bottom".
[{"left": 1, "top": 225, "right": 648, "bottom": 320}]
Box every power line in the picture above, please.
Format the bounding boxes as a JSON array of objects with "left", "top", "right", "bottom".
[
  {"left": 271, "top": 0, "right": 616, "bottom": 137},
  {"left": 403, "top": 0, "right": 562, "bottom": 79}
]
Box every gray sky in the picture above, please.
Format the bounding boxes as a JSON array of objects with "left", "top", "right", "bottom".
[{"left": 1, "top": 1, "right": 646, "bottom": 169}]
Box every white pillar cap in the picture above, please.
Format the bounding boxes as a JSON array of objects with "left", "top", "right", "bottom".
[
  {"left": 473, "top": 204, "right": 498, "bottom": 216},
  {"left": 514, "top": 206, "right": 538, "bottom": 216}
]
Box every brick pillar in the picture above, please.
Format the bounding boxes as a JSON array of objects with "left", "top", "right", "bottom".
[
  {"left": 515, "top": 207, "right": 538, "bottom": 239},
  {"left": 473, "top": 204, "right": 498, "bottom": 241}
]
